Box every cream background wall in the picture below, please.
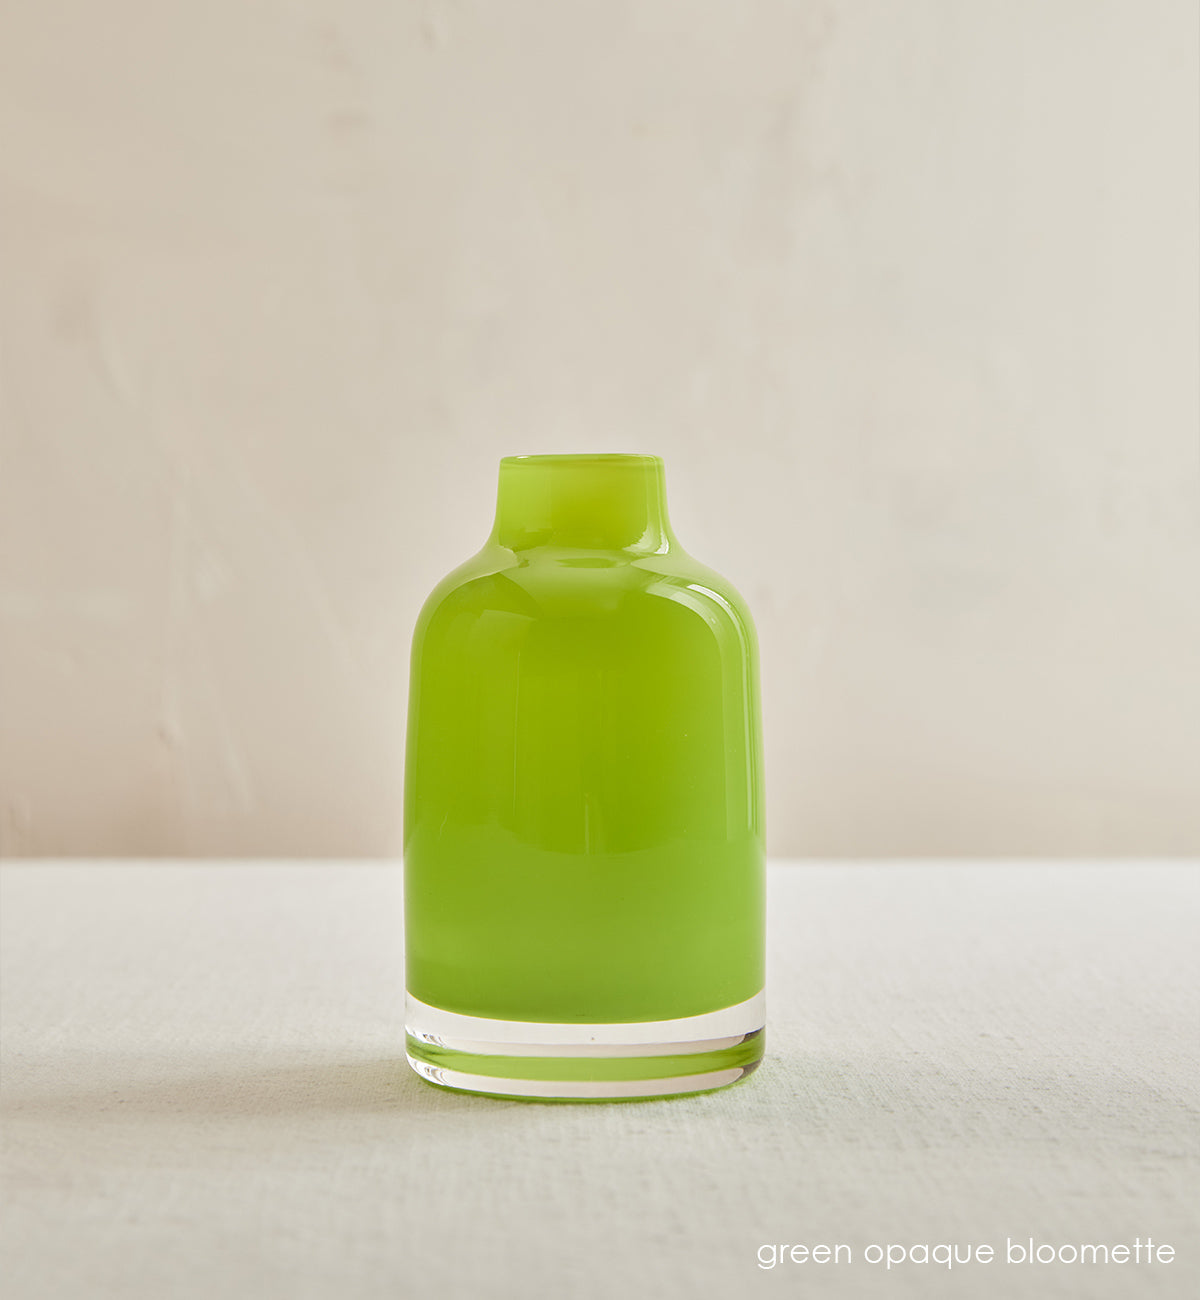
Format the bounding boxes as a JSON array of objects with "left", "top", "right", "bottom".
[{"left": 1, "top": 1, "right": 1197, "bottom": 858}]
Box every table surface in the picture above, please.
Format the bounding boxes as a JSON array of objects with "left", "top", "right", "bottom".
[{"left": 1, "top": 861, "right": 1197, "bottom": 1300}]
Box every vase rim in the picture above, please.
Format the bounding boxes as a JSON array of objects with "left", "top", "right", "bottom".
[{"left": 500, "top": 453, "right": 662, "bottom": 468}]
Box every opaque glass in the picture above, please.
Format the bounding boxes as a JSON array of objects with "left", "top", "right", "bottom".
[{"left": 404, "top": 454, "right": 764, "bottom": 1098}]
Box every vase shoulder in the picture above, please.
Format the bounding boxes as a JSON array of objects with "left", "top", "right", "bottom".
[{"left": 414, "top": 544, "right": 757, "bottom": 658}]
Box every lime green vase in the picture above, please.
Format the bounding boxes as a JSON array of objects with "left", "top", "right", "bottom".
[{"left": 404, "top": 454, "right": 764, "bottom": 1099}]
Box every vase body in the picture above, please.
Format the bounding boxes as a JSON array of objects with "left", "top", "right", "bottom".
[{"left": 404, "top": 454, "right": 764, "bottom": 1099}]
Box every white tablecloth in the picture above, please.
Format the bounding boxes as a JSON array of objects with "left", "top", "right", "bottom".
[{"left": 1, "top": 861, "right": 1196, "bottom": 1299}]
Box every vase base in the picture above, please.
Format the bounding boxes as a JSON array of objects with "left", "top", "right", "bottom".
[{"left": 404, "top": 991, "right": 764, "bottom": 1101}]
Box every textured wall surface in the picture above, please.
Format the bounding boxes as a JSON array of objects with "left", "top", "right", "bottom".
[{"left": 1, "top": 1, "right": 1197, "bottom": 857}]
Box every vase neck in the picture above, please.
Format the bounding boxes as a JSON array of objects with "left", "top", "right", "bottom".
[{"left": 490, "top": 455, "right": 676, "bottom": 553}]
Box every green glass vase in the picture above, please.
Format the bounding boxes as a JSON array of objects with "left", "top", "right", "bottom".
[{"left": 404, "top": 453, "right": 764, "bottom": 1099}]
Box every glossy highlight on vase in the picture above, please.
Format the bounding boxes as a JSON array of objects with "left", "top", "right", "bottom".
[{"left": 403, "top": 454, "right": 765, "bottom": 1099}]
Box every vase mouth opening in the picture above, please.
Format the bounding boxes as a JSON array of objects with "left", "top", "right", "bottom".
[{"left": 500, "top": 453, "right": 662, "bottom": 470}]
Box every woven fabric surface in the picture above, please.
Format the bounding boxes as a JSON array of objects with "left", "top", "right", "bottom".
[{"left": 1, "top": 861, "right": 1196, "bottom": 1299}]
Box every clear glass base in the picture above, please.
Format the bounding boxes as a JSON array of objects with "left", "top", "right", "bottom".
[{"left": 405, "top": 991, "right": 765, "bottom": 1100}]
